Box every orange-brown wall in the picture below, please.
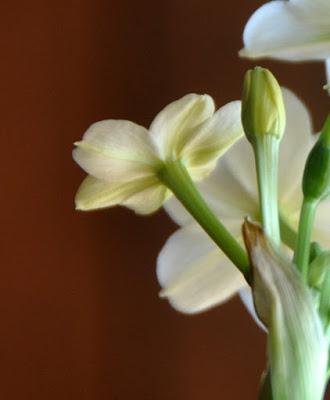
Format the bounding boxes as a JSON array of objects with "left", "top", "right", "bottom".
[{"left": 1, "top": 1, "right": 329, "bottom": 399}]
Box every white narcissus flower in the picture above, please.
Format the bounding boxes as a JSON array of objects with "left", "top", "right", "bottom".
[
  {"left": 73, "top": 94, "right": 243, "bottom": 214},
  {"left": 157, "top": 88, "right": 330, "bottom": 314},
  {"left": 240, "top": 0, "right": 330, "bottom": 84}
]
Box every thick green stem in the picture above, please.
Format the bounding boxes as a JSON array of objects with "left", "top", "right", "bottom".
[
  {"left": 158, "top": 160, "right": 249, "bottom": 276},
  {"left": 294, "top": 199, "right": 317, "bottom": 281},
  {"left": 254, "top": 136, "right": 281, "bottom": 246}
]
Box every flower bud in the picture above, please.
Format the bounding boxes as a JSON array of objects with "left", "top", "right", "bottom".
[
  {"left": 303, "top": 114, "right": 330, "bottom": 201},
  {"left": 309, "top": 250, "right": 330, "bottom": 290},
  {"left": 242, "top": 67, "right": 286, "bottom": 144},
  {"left": 243, "top": 220, "right": 328, "bottom": 400}
]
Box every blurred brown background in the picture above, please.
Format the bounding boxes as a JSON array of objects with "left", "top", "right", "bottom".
[{"left": 1, "top": 0, "right": 329, "bottom": 399}]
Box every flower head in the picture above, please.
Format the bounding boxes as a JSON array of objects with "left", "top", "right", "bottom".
[
  {"left": 158, "top": 88, "right": 330, "bottom": 314},
  {"left": 240, "top": 0, "right": 330, "bottom": 84},
  {"left": 73, "top": 94, "right": 243, "bottom": 214}
]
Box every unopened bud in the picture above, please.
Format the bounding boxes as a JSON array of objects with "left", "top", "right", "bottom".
[
  {"left": 303, "top": 115, "right": 330, "bottom": 201},
  {"left": 242, "top": 67, "right": 285, "bottom": 144}
]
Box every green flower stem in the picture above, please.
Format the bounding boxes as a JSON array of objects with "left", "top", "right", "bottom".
[
  {"left": 158, "top": 160, "right": 249, "bottom": 276},
  {"left": 253, "top": 136, "right": 281, "bottom": 247},
  {"left": 294, "top": 198, "right": 317, "bottom": 281}
]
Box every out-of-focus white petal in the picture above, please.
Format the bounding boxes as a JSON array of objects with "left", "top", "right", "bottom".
[
  {"left": 313, "top": 198, "right": 330, "bottom": 247},
  {"left": 150, "top": 94, "right": 215, "bottom": 160},
  {"left": 157, "top": 222, "right": 246, "bottom": 314},
  {"left": 183, "top": 101, "right": 244, "bottom": 180},
  {"left": 241, "top": 1, "right": 330, "bottom": 61},
  {"left": 199, "top": 139, "right": 258, "bottom": 218},
  {"left": 278, "top": 89, "right": 315, "bottom": 214},
  {"left": 75, "top": 175, "right": 168, "bottom": 214},
  {"left": 291, "top": 0, "right": 330, "bottom": 17},
  {"left": 73, "top": 120, "right": 160, "bottom": 183}
]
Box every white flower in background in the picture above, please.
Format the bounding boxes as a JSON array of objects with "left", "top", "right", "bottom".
[
  {"left": 240, "top": 0, "right": 330, "bottom": 84},
  {"left": 73, "top": 94, "right": 243, "bottom": 214},
  {"left": 157, "top": 88, "right": 330, "bottom": 314}
]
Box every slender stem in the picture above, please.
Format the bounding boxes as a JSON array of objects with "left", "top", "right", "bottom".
[
  {"left": 253, "top": 136, "right": 281, "bottom": 246},
  {"left": 158, "top": 160, "right": 249, "bottom": 276},
  {"left": 294, "top": 198, "right": 317, "bottom": 281}
]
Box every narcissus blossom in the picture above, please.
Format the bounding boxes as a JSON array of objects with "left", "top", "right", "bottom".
[
  {"left": 73, "top": 94, "right": 243, "bottom": 214},
  {"left": 240, "top": 0, "right": 330, "bottom": 84},
  {"left": 157, "top": 88, "right": 330, "bottom": 314}
]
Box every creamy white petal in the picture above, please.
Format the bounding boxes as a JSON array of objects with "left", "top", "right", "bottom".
[
  {"left": 75, "top": 175, "right": 168, "bottom": 214},
  {"left": 278, "top": 89, "right": 315, "bottom": 214},
  {"left": 182, "top": 101, "right": 244, "bottom": 179},
  {"left": 150, "top": 94, "right": 215, "bottom": 160},
  {"left": 241, "top": 1, "right": 330, "bottom": 61},
  {"left": 157, "top": 222, "right": 246, "bottom": 314},
  {"left": 73, "top": 120, "right": 160, "bottom": 183}
]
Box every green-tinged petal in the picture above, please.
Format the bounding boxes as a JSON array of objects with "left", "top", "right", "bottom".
[
  {"left": 75, "top": 175, "right": 168, "bottom": 214},
  {"left": 73, "top": 120, "right": 160, "bottom": 183},
  {"left": 150, "top": 94, "right": 215, "bottom": 160},
  {"left": 157, "top": 222, "right": 246, "bottom": 314},
  {"left": 182, "top": 101, "right": 244, "bottom": 179},
  {"left": 243, "top": 221, "right": 328, "bottom": 400},
  {"left": 241, "top": 1, "right": 330, "bottom": 61}
]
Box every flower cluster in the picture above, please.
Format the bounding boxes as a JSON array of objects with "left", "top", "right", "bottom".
[{"left": 73, "top": 1, "right": 330, "bottom": 399}]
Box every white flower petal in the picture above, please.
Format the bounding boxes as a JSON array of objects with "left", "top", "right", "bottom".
[
  {"left": 73, "top": 120, "right": 160, "bottom": 183},
  {"left": 199, "top": 139, "right": 258, "bottom": 218},
  {"left": 75, "top": 175, "right": 168, "bottom": 214},
  {"left": 242, "top": 1, "right": 330, "bottom": 61},
  {"left": 150, "top": 94, "right": 215, "bottom": 160},
  {"left": 157, "top": 222, "right": 246, "bottom": 314},
  {"left": 183, "top": 101, "right": 244, "bottom": 180},
  {"left": 278, "top": 89, "right": 315, "bottom": 214}
]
